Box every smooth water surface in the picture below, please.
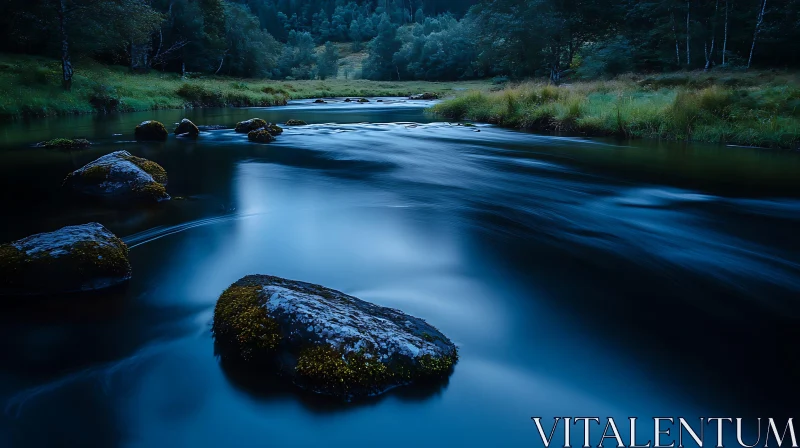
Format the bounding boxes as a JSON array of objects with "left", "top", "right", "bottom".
[{"left": 1, "top": 99, "right": 799, "bottom": 447}]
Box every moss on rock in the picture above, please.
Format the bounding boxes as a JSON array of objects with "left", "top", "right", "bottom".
[
  {"left": 134, "top": 120, "right": 168, "bottom": 141},
  {"left": 284, "top": 119, "right": 307, "bottom": 126},
  {"left": 235, "top": 118, "right": 267, "bottom": 133},
  {"left": 0, "top": 223, "right": 132, "bottom": 295},
  {"left": 174, "top": 118, "right": 200, "bottom": 136},
  {"left": 37, "top": 138, "right": 91, "bottom": 150},
  {"left": 211, "top": 275, "right": 458, "bottom": 400},
  {"left": 266, "top": 124, "right": 283, "bottom": 136},
  {"left": 63, "top": 150, "right": 169, "bottom": 202},
  {"left": 247, "top": 129, "right": 275, "bottom": 143}
]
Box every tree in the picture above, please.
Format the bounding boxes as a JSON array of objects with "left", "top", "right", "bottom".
[
  {"left": 363, "top": 13, "right": 401, "bottom": 79},
  {"left": 317, "top": 41, "right": 340, "bottom": 79}
]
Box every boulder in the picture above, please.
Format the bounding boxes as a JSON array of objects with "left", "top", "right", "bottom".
[
  {"left": 247, "top": 129, "right": 275, "bottom": 143},
  {"left": 344, "top": 98, "right": 352, "bottom": 103},
  {"left": 35, "top": 138, "right": 91, "bottom": 150},
  {"left": 63, "top": 150, "right": 170, "bottom": 202},
  {"left": 284, "top": 119, "right": 307, "bottom": 126},
  {"left": 174, "top": 118, "right": 200, "bottom": 136},
  {"left": 0, "top": 223, "right": 131, "bottom": 296},
  {"left": 134, "top": 120, "right": 168, "bottom": 141},
  {"left": 235, "top": 118, "right": 267, "bottom": 133},
  {"left": 313, "top": 99, "right": 326, "bottom": 104},
  {"left": 266, "top": 124, "right": 283, "bottom": 136},
  {"left": 212, "top": 275, "right": 458, "bottom": 400},
  {"left": 357, "top": 98, "right": 370, "bottom": 103},
  {"left": 409, "top": 92, "right": 439, "bottom": 100}
]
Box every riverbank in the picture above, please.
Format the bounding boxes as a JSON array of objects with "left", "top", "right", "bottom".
[
  {"left": 432, "top": 72, "right": 800, "bottom": 149},
  {"left": 0, "top": 54, "right": 489, "bottom": 120}
]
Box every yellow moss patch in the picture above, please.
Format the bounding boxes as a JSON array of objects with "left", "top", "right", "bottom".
[
  {"left": 134, "top": 182, "right": 168, "bottom": 200},
  {"left": 68, "top": 240, "right": 131, "bottom": 278},
  {"left": 212, "top": 285, "right": 281, "bottom": 361},
  {"left": 82, "top": 164, "right": 111, "bottom": 182},
  {"left": 295, "top": 345, "right": 391, "bottom": 396},
  {"left": 122, "top": 154, "right": 168, "bottom": 184}
]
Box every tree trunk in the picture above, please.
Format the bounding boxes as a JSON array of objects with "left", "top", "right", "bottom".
[
  {"left": 686, "top": 0, "right": 691, "bottom": 67},
  {"left": 671, "top": 9, "right": 681, "bottom": 66},
  {"left": 722, "top": 0, "right": 729, "bottom": 65},
  {"left": 57, "top": 0, "right": 73, "bottom": 90},
  {"left": 747, "top": 0, "right": 767, "bottom": 68},
  {"left": 705, "top": 0, "right": 720, "bottom": 70}
]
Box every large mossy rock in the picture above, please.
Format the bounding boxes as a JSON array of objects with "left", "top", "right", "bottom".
[
  {"left": 212, "top": 275, "right": 458, "bottom": 400},
  {"left": 235, "top": 118, "right": 267, "bottom": 133},
  {"left": 134, "top": 120, "right": 168, "bottom": 141},
  {"left": 174, "top": 118, "right": 200, "bottom": 136},
  {"left": 63, "top": 150, "right": 170, "bottom": 202},
  {"left": 0, "top": 223, "right": 131, "bottom": 296},
  {"left": 265, "top": 124, "right": 283, "bottom": 136}
]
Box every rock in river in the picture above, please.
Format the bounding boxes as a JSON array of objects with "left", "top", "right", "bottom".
[
  {"left": 0, "top": 223, "right": 131, "bottom": 296},
  {"left": 284, "top": 119, "right": 307, "bottom": 126},
  {"left": 63, "top": 150, "right": 170, "bottom": 202},
  {"left": 235, "top": 118, "right": 267, "bottom": 133},
  {"left": 174, "top": 118, "right": 200, "bottom": 137},
  {"left": 35, "top": 138, "right": 91, "bottom": 150},
  {"left": 247, "top": 129, "right": 275, "bottom": 143},
  {"left": 134, "top": 120, "right": 168, "bottom": 141},
  {"left": 212, "top": 275, "right": 458, "bottom": 400}
]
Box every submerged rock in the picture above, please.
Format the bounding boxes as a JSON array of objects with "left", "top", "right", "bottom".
[
  {"left": 235, "top": 118, "right": 267, "bottom": 133},
  {"left": 284, "top": 119, "right": 307, "bottom": 126},
  {"left": 409, "top": 92, "right": 439, "bottom": 100},
  {"left": 344, "top": 98, "right": 352, "bottom": 103},
  {"left": 212, "top": 275, "right": 458, "bottom": 400},
  {"left": 35, "top": 138, "right": 91, "bottom": 150},
  {"left": 174, "top": 118, "right": 200, "bottom": 136},
  {"left": 247, "top": 129, "right": 275, "bottom": 143},
  {"left": 357, "top": 98, "right": 370, "bottom": 103},
  {"left": 313, "top": 99, "right": 326, "bottom": 104},
  {"left": 0, "top": 223, "right": 131, "bottom": 296},
  {"left": 63, "top": 150, "right": 170, "bottom": 202},
  {"left": 134, "top": 120, "right": 168, "bottom": 141}
]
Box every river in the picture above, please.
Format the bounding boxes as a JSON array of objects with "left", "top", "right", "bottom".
[{"left": 0, "top": 99, "right": 798, "bottom": 447}]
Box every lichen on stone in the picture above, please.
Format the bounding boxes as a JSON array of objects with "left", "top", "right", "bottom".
[
  {"left": 63, "top": 150, "right": 169, "bottom": 202},
  {"left": 211, "top": 275, "right": 458, "bottom": 400},
  {"left": 212, "top": 285, "right": 281, "bottom": 361},
  {"left": 0, "top": 223, "right": 132, "bottom": 295}
]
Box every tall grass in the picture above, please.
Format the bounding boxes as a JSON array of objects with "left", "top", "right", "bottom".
[
  {"left": 433, "top": 72, "right": 800, "bottom": 149},
  {"left": 0, "top": 53, "right": 490, "bottom": 120}
]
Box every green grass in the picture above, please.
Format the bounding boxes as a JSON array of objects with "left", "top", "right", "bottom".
[
  {"left": 0, "top": 53, "right": 490, "bottom": 120},
  {"left": 433, "top": 71, "right": 800, "bottom": 149}
]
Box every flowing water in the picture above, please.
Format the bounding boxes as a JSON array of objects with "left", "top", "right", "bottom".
[{"left": 0, "top": 99, "right": 799, "bottom": 447}]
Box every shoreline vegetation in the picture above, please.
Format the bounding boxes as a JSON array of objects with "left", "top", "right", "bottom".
[
  {"left": 433, "top": 71, "right": 800, "bottom": 150},
  {"left": 0, "top": 54, "right": 488, "bottom": 120},
  {"left": 1, "top": 54, "right": 798, "bottom": 150}
]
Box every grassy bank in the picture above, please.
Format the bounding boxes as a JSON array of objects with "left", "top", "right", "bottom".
[
  {"left": 433, "top": 72, "right": 800, "bottom": 149},
  {"left": 0, "top": 53, "right": 489, "bottom": 120}
]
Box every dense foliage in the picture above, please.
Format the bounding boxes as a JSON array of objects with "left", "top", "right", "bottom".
[{"left": 1, "top": 0, "right": 797, "bottom": 83}]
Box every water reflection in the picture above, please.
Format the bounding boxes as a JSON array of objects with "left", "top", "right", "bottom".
[{"left": 0, "top": 101, "right": 798, "bottom": 446}]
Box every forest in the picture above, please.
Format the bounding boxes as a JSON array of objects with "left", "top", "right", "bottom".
[{"left": 1, "top": 0, "right": 798, "bottom": 84}]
